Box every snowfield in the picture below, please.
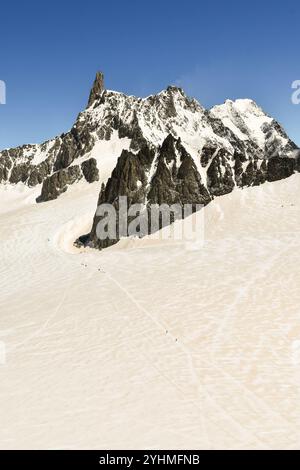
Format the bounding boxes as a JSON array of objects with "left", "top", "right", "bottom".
[{"left": 1, "top": 175, "right": 300, "bottom": 449}]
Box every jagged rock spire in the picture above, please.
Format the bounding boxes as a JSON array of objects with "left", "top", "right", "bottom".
[{"left": 87, "top": 71, "right": 105, "bottom": 108}]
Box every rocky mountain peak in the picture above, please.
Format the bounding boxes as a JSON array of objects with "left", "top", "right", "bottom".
[
  {"left": 0, "top": 71, "right": 299, "bottom": 218},
  {"left": 166, "top": 85, "right": 184, "bottom": 95},
  {"left": 87, "top": 71, "right": 105, "bottom": 108}
]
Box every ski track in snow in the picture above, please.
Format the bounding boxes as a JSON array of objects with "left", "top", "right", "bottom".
[{"left": 0, "top": 175, "right": 300, "bottom": 449}]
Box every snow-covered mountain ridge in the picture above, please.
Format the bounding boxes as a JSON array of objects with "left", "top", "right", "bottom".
[{"left": 0, "top": 72, "right": 298, "bottom": 206}]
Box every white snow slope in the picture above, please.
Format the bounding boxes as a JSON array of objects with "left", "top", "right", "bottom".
[{"left": 1, "top": 174, "right": 300, "bottom": 450}]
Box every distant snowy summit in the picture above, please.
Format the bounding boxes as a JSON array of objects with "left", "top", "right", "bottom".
[{"left": 0, "top": 72, "right": 299, "bottom": 248}]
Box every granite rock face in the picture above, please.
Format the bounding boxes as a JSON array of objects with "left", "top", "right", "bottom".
[
  {"left": 36, "top": 165, "right": 82, "bottom": 203},
  {"left": 87, "top": 72, "right": 105, "bottom": 108},
  {"left": 81, "top": 158, "right": 99, "bottom": 183},
  {"left": 206, "top": 149, "right": 235, "bottom": 196},
  {"left": 267, "top": 156, "right": 296, "bottom": 182}
]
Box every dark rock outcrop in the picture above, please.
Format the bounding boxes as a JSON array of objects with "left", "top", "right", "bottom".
[
  {"left": 27, "top": 158, "right": 53, "bottom": 186},
  {"left": 148, "top": 135, "right": 211, "bottom": 206},
  {"left": 267, "top": 156, "right": 296, "bottom": 182},
  {"left": 241, "top": 159, "right": 267, "bottom": 187},
  {"left": 81, "top": 158, "right": 99, "bottom": 183},
  {"left": 36, "top": 166, "right": 82, "bottom": 203},
  {"left": 207, "top": 149, "right": 235, "bottom": 196}
]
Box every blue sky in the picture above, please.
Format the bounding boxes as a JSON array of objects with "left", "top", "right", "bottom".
[{"left": 0, "top": 0, "right": 299, "bottom": 149}]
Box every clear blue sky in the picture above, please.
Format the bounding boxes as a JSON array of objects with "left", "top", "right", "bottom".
[{"left": 0, "top": 0, "right": 299, "bottom": 149}]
